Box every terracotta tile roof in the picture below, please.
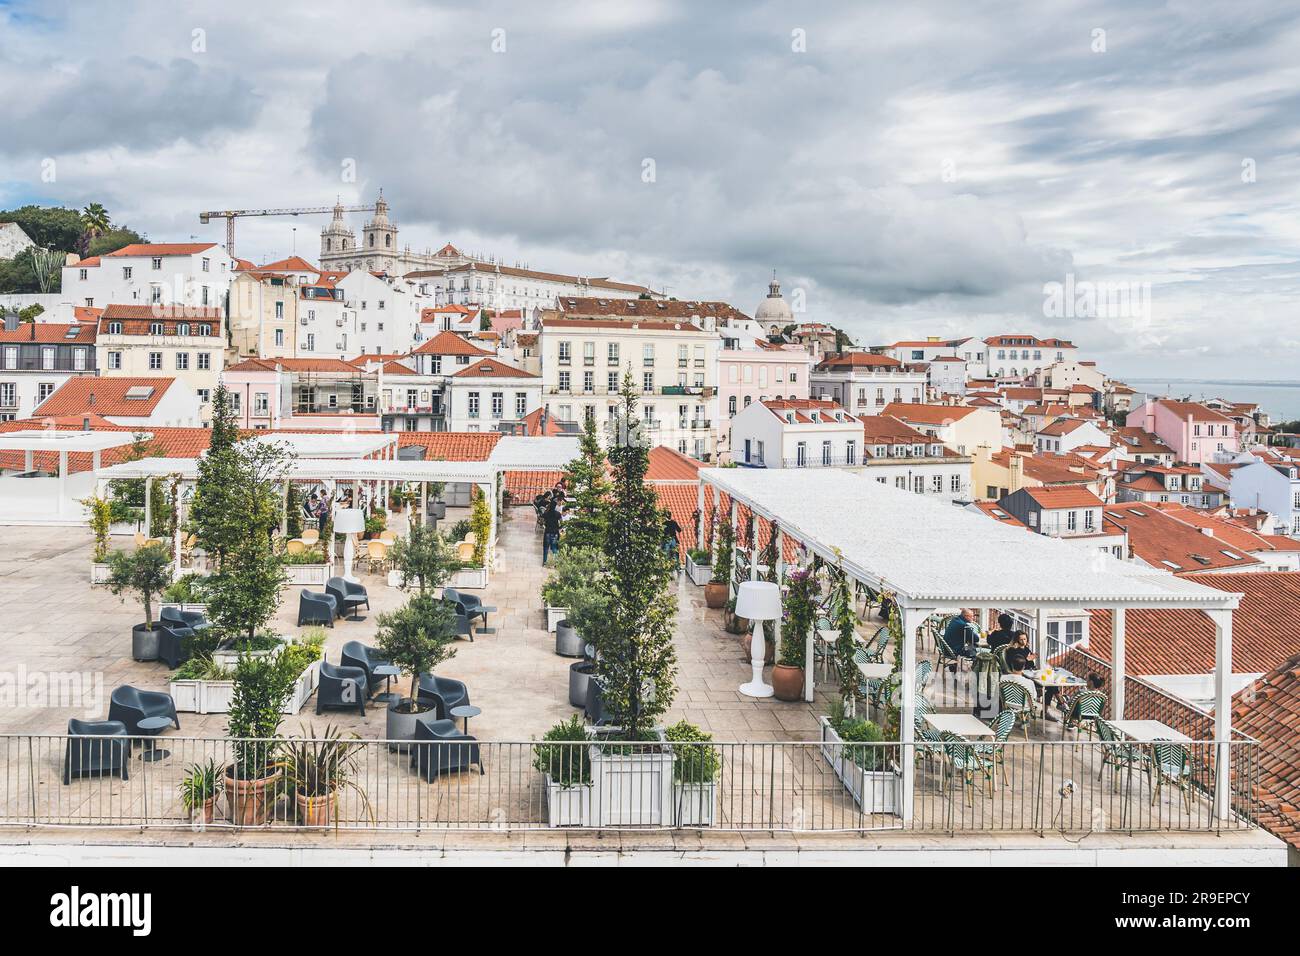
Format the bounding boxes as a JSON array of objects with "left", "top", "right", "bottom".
[
  {"left": 1021, "top": 486, "right": 1105, "bottom": 509},
  {"left": 647, "top": 445, "right": 702, "bottom": 481},
  {"left": 1038, "top": 417, "right": 1089, "bottom": 437},
  {"left": 33, "top": 377, "right": 176, "bottom": 418},
  {"left": 881, "top": 402, "right": 983, "bottom": 424},
  {"left": 762, "top": 398, "right": 856, "bottom": 425},
  {"left": 885, "top": 337, "right": 971, "bottom": 349},
  {"left": 411, "top": 331, "right": 494, "bottom": 357},
  {"left": 452, "top": 358, "right": 538, "bottom": 379},
  {"left": 1088, "top": 573, "right": 1300, "bottom": 676},
  {"left": 226, "top": 357, "right": 358, "bottom": 373},
  {"left": 104, "top": 243, "right": 218, "bottom": 258},
  {"left": 382, "top": 361, "right": 416, "bottom": 376},
  {"left": 971, "top": 501, "right": 1029, "bottom": 528},
  {"left": 556, "top": 297, "right": 748, "bottom": 323},
  {"left": 503, "top": 469, "right": 564, "bottom": 501},
  {"left": 0, "top": 419, "right": 214, "bottom": 473},
  {"left": 541, "top": 316, "right": 710, "bottom": 334},
  {"left": 1230, "top": 651, "right": 1300, "bottom": 849},
  {"left": 815, "top": 352, "right": 901, "bottom": 370},
  {"left": 1156, "top": 400, "right": 1233, "bottom": 424},
  {"left": 98, "top": 305, "right": 223, "bottom": 336},
  {"left": 406, "top": 263, "right": 656, "bottom": 296},
  {"left": 1115, "top": 426, "right": 1175, "bottom": 456},
  {"left": 254, "top": 255, "right": 319, "bottom": 273},
  {"left": 72, "top": 256, "right": 101, "bottom": 269},
  {"left": 1001, "top": 387, "right": 1043, "bottom": 401},
  {"left": 72, "top": 307, "right": 103, "bottom": 324},
  {"left": 395, "top": 431, "right": 501, "bottom": 461},
  {"left": 1102, "top": 503, "right": 1260, "bottom": 574},
  {"left": 0, "top": 322, "right": 97, "bottom": 344},
  {"left": 984, "top": 333, "right": 1075, "bottom": 348},
  {"left": 1118, "top": 475, "right": 1169, "bottom": 493},
  {"left": 514, "top": 408, "right": 565, "bottom": 437}
]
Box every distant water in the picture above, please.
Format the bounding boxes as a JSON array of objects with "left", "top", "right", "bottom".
[{"left": 1127, "top": 379, "right": 1300, "bottom": 424}]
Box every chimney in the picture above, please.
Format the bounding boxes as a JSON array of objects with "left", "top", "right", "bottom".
[
  {"left": 2, "top": 313, "right": 16, "bottom": 332},
  {"left": 1009, "top": 453, "right": 1023, "bottom": 492},
  {"left": 88, "top": 392, "right": 95, "bottom": 407}
]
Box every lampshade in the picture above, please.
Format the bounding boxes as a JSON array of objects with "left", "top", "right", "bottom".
[
  {"left": 734, "top": 580, "right": 781, "bottom": 622},
  {"left": 333, "top": 507, "right": 366, "bottom": 534}
]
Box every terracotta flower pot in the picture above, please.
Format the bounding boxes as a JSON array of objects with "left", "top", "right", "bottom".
[
  {"left": 296, "top": 789, "right": 337, "bottom": 827},
  {"left": 224, "top": 768, "right": 281, "bottom": 826},
  {"left": 704, "top": 582, "right": 728, "bottom": 609},
  {"left": 771, "top": 664, "right": 805, "bottom": 701}
]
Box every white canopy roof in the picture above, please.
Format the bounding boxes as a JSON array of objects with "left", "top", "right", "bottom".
[
  {"left": 488, "top": 436, "right": 580, "bottom": 470},
  {"left": 699, "top": 467, "right": 1240, "bottom": 610},
  {"left": 248, "top": 432, "right": 397, "bottom": 458},
  {"left": 94, "top": 457, "right": 495, "bottom": 484},
  {"left": 0, "top": 430, "right": 140, "bottom": 453}
]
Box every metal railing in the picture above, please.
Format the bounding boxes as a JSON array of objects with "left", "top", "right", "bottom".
[{"left": 0, "top": 734, "right": 1258, "bottom": 835}]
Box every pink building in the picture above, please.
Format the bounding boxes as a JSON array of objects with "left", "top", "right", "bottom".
[
  {"left": 1125, "top": 399, "right": 1238, "bottom": 465},
  {"left": 717, "top": 339, "right": 812, "bottom": 463}
]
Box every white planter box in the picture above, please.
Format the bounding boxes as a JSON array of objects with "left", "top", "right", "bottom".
[
  {"left": 818, "top": 716, "right": 899, "bottom": 816},
  {"left": 448, "top": 567, "right": 487, "bottom": 590},
  {"left": 543, "top": 774, "right": 593, "bottom": 827},
  {"left": 685, "top": 555, "right": 712, "bottom": 587},
  {"left": 545, "top": 606, "right": 569, "bottom": 632},
  {"left": 90, "top": 563, "right": 111, "bottom": 584},
  {"left": 170, "top": 657, "right": 320, "bottom": 715},
  {"left": 285, "top": 564, "right": 330, "bottom": 586},
  {"left": 211, "top": 637, "right": 286, "bottom": 669},
  {"left": 387, "top": 569, "right": 406, "bottom": 589},
  {"left": 109, "top": 521, "right": 140, "bottom": 536},
  {"left": 590, "top": 731, "right": 674, "bottom": 826},
  {"left": 673, "top": 782, "right": 717, "bottom": 827}
]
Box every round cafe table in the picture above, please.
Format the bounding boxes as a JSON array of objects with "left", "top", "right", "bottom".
[{"left": 136, "top": 716, "right": 172, "bottom": 762}]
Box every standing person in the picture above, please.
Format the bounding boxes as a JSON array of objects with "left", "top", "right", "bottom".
[
  {"left": 542, "top": 499, "right": 562, "bottom": 565},
  {"left": 314, "top": 495, "right": 329, "bottom": 535},
  {"left": 662, "top": 513, "right": 683, "bottom": 567}
]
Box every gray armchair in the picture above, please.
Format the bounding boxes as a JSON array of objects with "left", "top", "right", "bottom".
[
  {"left": 416, "top": 673, "right": 469, "bottom": 719},
  {"left": 160, "top": 606, "right": 209, "bottom": 631},
  {"left": 317, "top": 660, "right": 367, "bottom": 715},
  {"left": 409, "top": 715, "right": 482, "bottom": 780},
  {"left": 108, "top": 685, "right": 179, "bottom": 736},
  {"left": 341, "top": 641, "right": 388, "bottom": 698},
  {"left": 63, "top": 719, "right": 130, "bottom": 784},
  {"left": 326, "top": 577, "right": 370, "bottom": 621},
  {"left": 297, "top": 589, "right": 337, "bottom": 627}
]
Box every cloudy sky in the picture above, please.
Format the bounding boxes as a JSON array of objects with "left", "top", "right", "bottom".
[{"left": 2, "top": 0, "right": 1299, "bottom": 379}]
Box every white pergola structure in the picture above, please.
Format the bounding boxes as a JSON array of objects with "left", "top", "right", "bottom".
[
  {"left": 92, "top": 435, "right": 580, "bottom": 587},
  {"left": 696, "top": 468, "right": 1243, "bottom": 823},
  {"left": 0, "top": 430, "right": 141, "bottom": 523}
]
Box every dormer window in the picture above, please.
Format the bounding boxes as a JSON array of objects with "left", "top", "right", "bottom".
[
  {"left": 107, "top": 321, "right": 123, "bottom": 334},
  {"left": 149, "top": 322, "right": 164, "bottom": 335}
]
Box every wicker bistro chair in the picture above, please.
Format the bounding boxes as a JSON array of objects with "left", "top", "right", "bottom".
[
  {"left": 914, "top": 659, "right": 933, "bottom": 692},
  {"left": 863, "top": 625, "right": 891, "bottom": 663},
  {"left": 1062, "top": 690, "right": 1107, "bottom": 742},
  {"left": 935, "top": 629, "right": 966, "bottom": 674},
  {"left": 286, "top": 539, "right": 306, "bottom": 555},
  {"left": 939, "top": 730, "right": 996, "bottom": 798},
  {"left": 379, "top": 530, "right": 397, "bottom": 546},
  {"left": 914, "top": 710, "right": 943, "bottom": 766},
  {"left": 1095, "top": 719, "right": 1146, "bottom": 791},
  {"left": 301, "top": 528, "right": 320, "bottom": 545},
  {"left": 1149, "top": 742, "right": 1195, "bottom": 812},
  {"left": 366, "top": 539, "right": 389, "bottom": 574},
  {"left": 972, "top": 709, "right": 1017, "bottom": 786},
  {"left": 997, "top": 679, "right": 1035, "bottom": 740}
]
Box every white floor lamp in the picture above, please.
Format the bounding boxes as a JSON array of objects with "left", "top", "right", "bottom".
[
  {"left": 333, "top": 507, "right": 366, "bottom": 583},
  {"left": 736, "top": 580, "right": 781, "bottom": 698}
]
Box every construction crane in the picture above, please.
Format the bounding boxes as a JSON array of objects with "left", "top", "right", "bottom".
[{"left": 198, "top": 204, "right": 376, "bottom": 259}]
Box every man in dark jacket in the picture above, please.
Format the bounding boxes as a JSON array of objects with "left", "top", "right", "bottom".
[{"left": 986, "top": 613, "right": 1017, "bottom": 651}]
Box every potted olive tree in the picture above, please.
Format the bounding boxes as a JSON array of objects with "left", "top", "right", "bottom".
[
  {"left": 545, "top": 546, "right": 606, "bottom": 657},
  {"left": 704, "top": 515, "right": 732, "bottom": 609},
  {"left": 773, "top": 566, "right": 815, "bottom": 701},
  {"left": 225, "top": 653, "right": 298, "bottom": 826},
  {"left": 375, "top": 593, "right": 458, "bottom": 750},
  {"left": 106, "top": 543, "right": 173, "bottom": 662}
]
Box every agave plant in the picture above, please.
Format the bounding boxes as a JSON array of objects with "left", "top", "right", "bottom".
[
  {"left": 179, "top": 758, "right": 222, "bottom": 815},
  {"left": 278, "top": 723, "right": 374, "bottom": 822}
]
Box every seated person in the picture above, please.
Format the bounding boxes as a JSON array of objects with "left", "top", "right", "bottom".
[
  {"left": 1001, "top": 650, "right": 1039, "bottom": 705},
  {"left": 1061, "top": 674, "right": 1106, "bottom": 722},
  {"left": 986, "top": 613, "right": 1016, "bottom": 650},
  {"left": 941, "top": 608, "right": 981, "bottom": 665}
]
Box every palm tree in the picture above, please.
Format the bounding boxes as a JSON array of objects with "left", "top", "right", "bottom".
[{"left": 79, "top": 203, "right": 110, "bottom": 254}]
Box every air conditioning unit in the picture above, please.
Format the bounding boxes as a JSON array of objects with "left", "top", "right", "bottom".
[
  {"left": 335, "top": 341, "right": 344, "bottom": 350},
  {"left": 335, "top": 319, "right": 345, "bottom": 327},
  {"left": 299, "top": 317, "right": 309, "bottom": 326}
]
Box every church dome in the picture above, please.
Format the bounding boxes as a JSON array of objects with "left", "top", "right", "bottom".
[{"left": 754, "top": 274, "right": 793, "bottom": 325}]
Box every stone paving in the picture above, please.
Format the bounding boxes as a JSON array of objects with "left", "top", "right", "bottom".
[{"left": 0, "top": 506, "right": 829, "bottom": 742}]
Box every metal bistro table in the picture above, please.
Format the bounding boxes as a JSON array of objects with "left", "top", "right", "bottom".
[
  {"left": 450, "top": 704, "right": 481, "bottom": 735},
  {"left": 924, "top": 712, "right": 996, "bottom": 738},
  {"left": 135, "top": 715, "right": 172, "bottom": 762},
  {"left": 371, "top": 664, "right": 402, "bottom": 705}
]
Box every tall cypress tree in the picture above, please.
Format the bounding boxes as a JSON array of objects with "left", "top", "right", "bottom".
[
  {"left": 589, "top": 372, "right": 678, "bottom": 740},
  {"left": 560, "top": 415, "right": 611, "bottom": 551},
  {"left": 190, "top": 385, "right": 240, "bottom": 568}
]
